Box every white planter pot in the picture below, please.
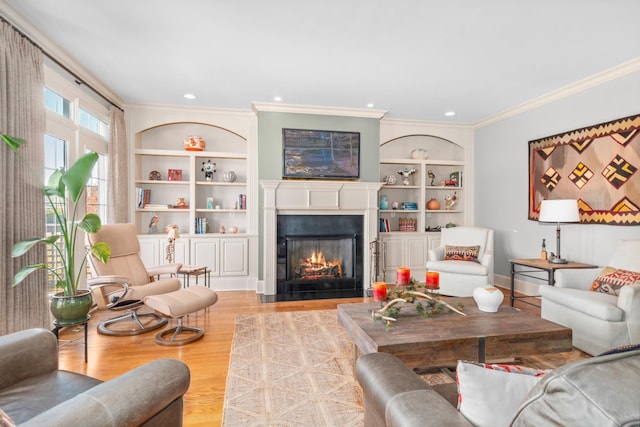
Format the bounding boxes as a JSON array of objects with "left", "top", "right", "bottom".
[{"left": 473, "top": 286, "right": 504, "bottom": 313}]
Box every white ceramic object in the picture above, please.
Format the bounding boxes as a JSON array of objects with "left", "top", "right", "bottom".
[
  {"left": 473, "top": 286, "right": 504, "bottom": 313},
  {"left": 410, "top": 148, "right": 428, "bottom": 159},
  {"left": 228, "top": 226, "right": 238, "bottom": 234}
]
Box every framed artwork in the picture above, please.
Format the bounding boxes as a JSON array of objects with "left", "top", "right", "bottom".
[
  {"left": 528, "top": 114, "right": 640, "bottom": 225},
  {"left": 168, "top": 169, "right": 183, "bottom": 181},
  {"left": 282, "top": 128, "right": 360, "bottom": 179}
]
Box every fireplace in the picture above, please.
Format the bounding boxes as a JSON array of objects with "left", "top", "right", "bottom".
[
  {"left": 261, "top": 180, "right": 383, "bottom": 302},
  {"left": 277, "top": 215, "right": 363, "bottom": 301}
]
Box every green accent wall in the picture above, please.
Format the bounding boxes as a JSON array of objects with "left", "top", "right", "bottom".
[{"left": 257, "top": 111, "right": 380, "bottom": 280}]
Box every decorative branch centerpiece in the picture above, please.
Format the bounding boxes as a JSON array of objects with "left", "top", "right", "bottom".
[{"left": 371, "top": 276, "right": 466, "bottom": 328}]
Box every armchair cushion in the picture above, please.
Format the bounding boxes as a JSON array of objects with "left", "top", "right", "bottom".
[
  {"left": 444, "top": 245, "right": 480, "bottom": 262},
  {"left": 540, "top": 286, "right": 622, "bottom": 322},
  {"left": 590, "top": 266, "right": 640, "bottom": 296}
]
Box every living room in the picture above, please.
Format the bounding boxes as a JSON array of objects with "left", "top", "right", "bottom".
[{"left": 1, "top": 1, "right": 640, "bottom": 426}]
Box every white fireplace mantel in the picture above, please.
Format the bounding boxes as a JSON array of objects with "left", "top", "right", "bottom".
[{"left": 261, "top": 180, "right": 383, "bottom": 297}]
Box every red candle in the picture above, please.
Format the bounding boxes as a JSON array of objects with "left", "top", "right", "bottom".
[
  {"left": 426, "top": 271, "right": 440, "bottom": 290},
  {"left": 373, "top": 282, "right": 387, "bottom": 302},
  {"left": 397, "top": 268, "right": 410, "bottom": 285}
]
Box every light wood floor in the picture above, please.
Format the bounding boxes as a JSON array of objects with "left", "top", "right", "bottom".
[{"left": 56, "top": 288, "right": 540, "bottom": 427}]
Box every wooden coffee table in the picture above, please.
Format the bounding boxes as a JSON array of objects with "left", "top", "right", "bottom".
[{"left": 338, "top": 298, "right": 572, "bottom": 370}]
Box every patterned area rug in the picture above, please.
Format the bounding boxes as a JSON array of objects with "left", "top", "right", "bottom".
[{"left": 222, "top": 310, "right": 363, "bottom": 426}]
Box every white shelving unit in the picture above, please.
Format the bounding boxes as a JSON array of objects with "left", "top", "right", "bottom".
[{"left": 377, "top": 132, "right": 468, "bottom": 283}]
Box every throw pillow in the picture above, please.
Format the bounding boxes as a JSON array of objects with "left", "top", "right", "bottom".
[
  {"left": 444, "top": 245, "right": 480, "bottom": 262},
  {"left": 456, "top": 361, "right": 550, "bottom": 427},
  {"left": 590, "top": 266, "right": 640, "bottom": 296},
  {"left": 0, "top": 408, "right": 15, "bottom": 427}
]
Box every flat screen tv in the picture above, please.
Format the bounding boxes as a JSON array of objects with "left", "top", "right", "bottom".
[{"left": 282, "top": 128, "right": 360, "bottom": 179}]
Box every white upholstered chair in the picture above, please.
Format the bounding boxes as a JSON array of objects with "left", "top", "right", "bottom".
[
  {"left": 426, "top": 226, "right": 494, "bottom": 296},
  {"left": 540, "top": 240, "right": 640, "bottom": 355}
]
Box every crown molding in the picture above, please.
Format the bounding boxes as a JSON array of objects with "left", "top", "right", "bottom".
[
  {"left": 474, "top": 57, "right": 640, "bottom": 128},
  {"left": 252, "top": 102, "right": 387, "bottom": 119}
]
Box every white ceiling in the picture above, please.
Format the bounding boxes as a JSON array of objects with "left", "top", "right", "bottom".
[{"left": 3, "top": 0, "right": 640, "bottom": 123}]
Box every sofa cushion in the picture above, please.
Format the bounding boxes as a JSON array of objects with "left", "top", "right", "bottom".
[
  {"left": 590, "top": 266, "right": 640, "bottom": 296},
  {"left": 539, "top": 286, "right": 622, "bottom": 322},
  {"left": 511, "top": 349, "right": 640, "bottom": 426},
  {"left": 456, "top": 361, "right": 549, "bottom": 427},
  {"left": 445, "top": 245, "right": 480, "bottom": 262}
]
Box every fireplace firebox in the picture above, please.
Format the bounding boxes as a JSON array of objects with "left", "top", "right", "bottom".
[{"left": 277, "top": 215, "right": 363, "bottom": 301}]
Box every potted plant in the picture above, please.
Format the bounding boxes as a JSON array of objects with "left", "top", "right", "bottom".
[{"left": 2, "top": 134, "right": 110, "bottom": 325}]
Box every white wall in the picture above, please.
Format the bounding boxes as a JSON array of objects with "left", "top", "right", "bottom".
[{"left": 474, "top": 69, "right": 640, "bottom": 287}]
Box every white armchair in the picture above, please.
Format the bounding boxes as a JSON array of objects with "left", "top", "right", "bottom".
[
  {"left": 540, "top": 240, "right": 640, "bottom": 355},
  {"left": 426, "top": 227, "right": 494, "bottom": 296}
]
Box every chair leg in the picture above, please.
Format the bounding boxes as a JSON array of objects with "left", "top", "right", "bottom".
[
  {"left": 98, "top": 309, "right": 168, "bottom": 336},
  {"left": 154, "top": 317, "right": 204, "bottom": 346}
]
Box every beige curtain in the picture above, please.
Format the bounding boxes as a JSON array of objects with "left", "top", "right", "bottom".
[
  {"left": 0, "top": 20, "right": 48, "bottom": 334},
  {"left": 107, "top": 106, "right": 129, "bottom": 224}
]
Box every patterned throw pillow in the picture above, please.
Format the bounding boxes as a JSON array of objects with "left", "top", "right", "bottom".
[
  {"left": 456, "top": 361, "right": 551, "bottom": 427},
  {"left": 590, "top": 266, "right": 640, "bottom": 296},
  {"left": 445, "top": 245, "right": 480, "bottom": 262}
]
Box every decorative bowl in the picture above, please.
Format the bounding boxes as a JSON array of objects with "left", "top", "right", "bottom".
[
  {"left": 184, "top": 136, "right": 205, "bottom": 151},
  {"left": 222, "top": 171, "right": 237, "bottom": 183}
]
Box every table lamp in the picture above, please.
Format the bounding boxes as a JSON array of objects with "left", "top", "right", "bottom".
[
  {"left": 538, "top": 199, "right": 580, "bottom": 264},
  {"left": 166, "top": 226, "right": 180, "bottom": 263}
]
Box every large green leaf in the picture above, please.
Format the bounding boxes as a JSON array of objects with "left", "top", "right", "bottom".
[
  {"left": 77, "top": 213, "right": 102, "bottom": 233},
  {"left": 63, "top": 152, "right": 99, "bottom": 204},
  {"left": 1, "top": 134, "right": 26, "bottom": 153},
  {"left": 13, "top": 264, "right": 46, "bottom": 286},
  {"left": 90, "top": 241, "right": 111, "bottom": 264},
  {"left": 12, "top": 236, "right": 60, "bottom": 257},
  {"left": 45, "top": 168, "right": 65, "bottom": 198}
]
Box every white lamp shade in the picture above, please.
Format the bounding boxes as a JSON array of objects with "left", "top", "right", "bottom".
[
  {"left": 167, "top": 227, "right": 180, "bottom": 239},
  {"left": 539, "top": 199, "right": 580, "bottom": 223}
]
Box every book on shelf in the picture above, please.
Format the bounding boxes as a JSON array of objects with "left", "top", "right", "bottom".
[
  {"left": 238, "top": 194, "right": 247, "bottom": 210},
  {"left": 143, "top": 203, "right": 168, "bottom": 210},
  {"left": 379, "top": 218, "right": 390, "bottom": 232},
  {"left": 136, "top": 187, "right": 151, "bottom": 208},
  {"left": 195, "top": 217, "right": 208, "bottom": 234}
]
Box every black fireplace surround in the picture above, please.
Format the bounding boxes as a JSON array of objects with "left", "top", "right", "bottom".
[{"left": 277, "top": 215, "right": 364, "bottom": 301}]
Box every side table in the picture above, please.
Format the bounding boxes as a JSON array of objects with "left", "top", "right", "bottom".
[
  {"left": 52, "top": 314, "right": 90, "bottom": 363},
  {"left": 509, "top": 259, "right": 597, "bottom": 307},
  {"left": 178, "top": 265, "right": 211, "bottom": 288}
]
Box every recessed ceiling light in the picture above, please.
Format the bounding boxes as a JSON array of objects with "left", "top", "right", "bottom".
[
  {"left": 274, "top": 96, "right": 282, "bottom": 102},
  {"left": 444, "top": 111, "right": 456, "bottom": 117},
  {"left": 367, "top": 103, "right": 375, "bottom": 108},
  {"left": 184, "top": 93, "right": 197, "bottom": 100}
]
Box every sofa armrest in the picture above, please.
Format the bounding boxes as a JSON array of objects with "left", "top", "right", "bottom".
[
  {"left": 553, "top": 268, "right": 600, "bottom": 290},
  {"left": 0, "top": 328, "right": 58, "bottom": 389},
  {"left": 617, "top": 284, "right": 640, "bottom": 344},
  {"left": 356, "top": 352, "right": 471, "bottom": 427},
  {"left": 21, "top": 358, "right": 190, "bottom": 427},
  {"left": 428, "top": 246, "right": 445, "bottom": 262}
]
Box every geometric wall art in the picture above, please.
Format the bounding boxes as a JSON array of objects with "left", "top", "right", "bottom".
[{"left": 529, "top": 114, "right": 640, "bottom": 225}]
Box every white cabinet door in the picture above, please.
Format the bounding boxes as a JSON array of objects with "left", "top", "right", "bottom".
[
  {"left": 381, "top": 236, "right": 404, "bottom": 283},
  {"left": 380, "top": 234, "right": 430, "bottom": 283},
  {"left": 161, "top": 239, "right": 189, "bottom": 265},
  {"left": 191, "top": 238, "right": 220, "bottom": 276},
  {"left": 406, "top": 236, "right": 428, "bottom": 274},
  {"left": 138, "top": 237, "right": 161, "bottom": 268},
  {"left": 220, "top": 238, "right": 248, "bottom": 276}
]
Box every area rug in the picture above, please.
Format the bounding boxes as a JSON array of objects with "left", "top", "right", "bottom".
[{"left": 222, "top": 310, "right": 363, "bottom": 427}]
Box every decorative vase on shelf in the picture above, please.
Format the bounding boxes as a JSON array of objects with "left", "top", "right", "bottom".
[
  {"left": 426, "top": 198, "right": 441, "bottom": 210},
  {"left": 222, "top": 171, "right": 237, "bottom": 182},
  {"left": 379, "top": 194, "right": 389, "bottom": 210},
  {"left": 473, "top": 286, "right": 504, "bottom": 313}
]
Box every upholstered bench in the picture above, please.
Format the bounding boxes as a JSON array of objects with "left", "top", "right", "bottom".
[{"left": 144, "top": 285, "right": 218, "bottom": 346}]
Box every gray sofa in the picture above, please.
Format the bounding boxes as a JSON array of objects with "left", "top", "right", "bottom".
[
  {"left": 0, "top": 328, "right": 190, "bottom": 426},
  {"left": 356, "top": 349, "right": 640, "bottom": 426}
]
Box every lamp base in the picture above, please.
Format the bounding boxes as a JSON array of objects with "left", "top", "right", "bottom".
[{"left": 549, "top": 258, "right": 568, "bottom": 264}]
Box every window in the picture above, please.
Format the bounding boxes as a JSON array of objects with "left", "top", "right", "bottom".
[{"left": 43, "top": 66, "right": 111, "bottom": 291}]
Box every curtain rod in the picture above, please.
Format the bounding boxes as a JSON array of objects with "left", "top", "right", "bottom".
[{"left": 1, "top": 15, "right": 124, "bottom": 112}]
